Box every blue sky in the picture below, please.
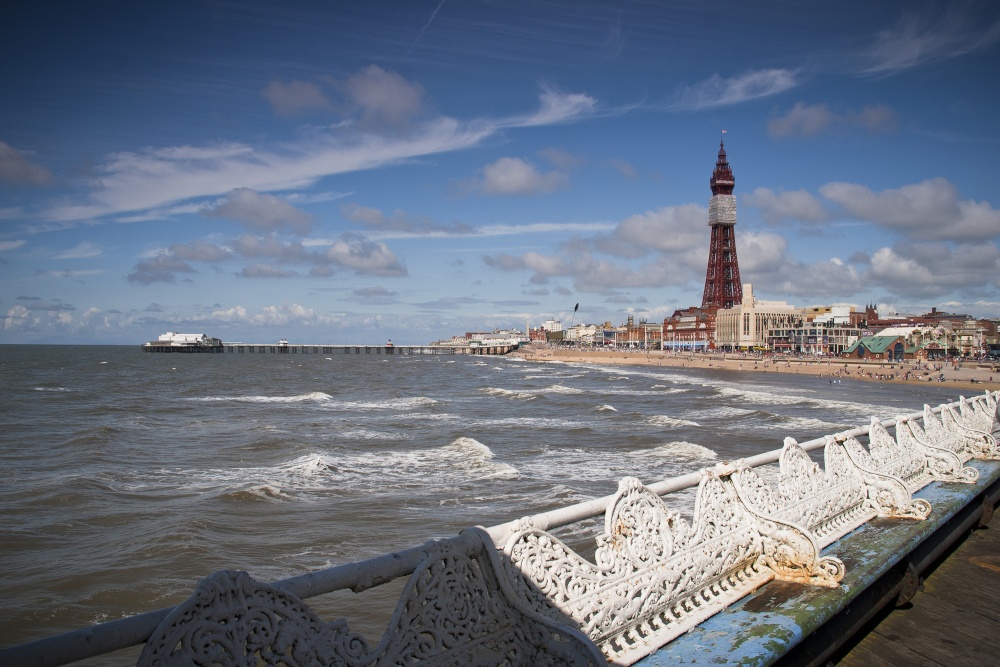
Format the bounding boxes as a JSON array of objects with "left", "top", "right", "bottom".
[{"left": 2, "top": 1, "right": 999, "bottom": 344}]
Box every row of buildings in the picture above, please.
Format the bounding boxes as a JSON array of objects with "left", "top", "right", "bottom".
[
  {"left": 528, "top": 295, "right": 998, "bottom": 359},
  {"left": 456, "top": 141, "right": 999, "bottom": 360}
]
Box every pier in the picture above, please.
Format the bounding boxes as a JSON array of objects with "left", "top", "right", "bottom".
[
  {"left": 3, "top": 392, "right": 999, "bottom": 666},
  {"left": 143, "top": 342, "right": 518, "bottom": 355}
]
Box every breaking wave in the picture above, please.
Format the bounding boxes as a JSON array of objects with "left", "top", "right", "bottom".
[{"left": 647, "top": 415, "right": 701, "bottom": 428}]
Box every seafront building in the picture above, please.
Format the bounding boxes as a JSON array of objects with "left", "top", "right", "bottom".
[
  {"left": 662, "top": 307, "right": 716, "bottom": 351},
  {"left": 713, "top": 284, "right": 802, "bottom": 351}
]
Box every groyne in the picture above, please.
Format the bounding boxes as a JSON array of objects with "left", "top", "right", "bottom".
[{"left": 3, "top": 392, "right": 998, "bottom": 666}]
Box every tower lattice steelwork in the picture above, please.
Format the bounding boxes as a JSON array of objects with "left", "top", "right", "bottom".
[{"left": 700, "top": 140, "right": 743, "bottom": 309}]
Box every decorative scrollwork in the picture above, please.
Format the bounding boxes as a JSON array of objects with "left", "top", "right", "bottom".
[
  {"left": 137, "top": 569, "right": 370, "bottom": 667},
  {"left": 498, "top": 474, "right": 771, "bottom": 664},
  {"left": 841, "top": 434, "right": 932, "bottom": 520},
  {"left": 867, "top": 418, "right": 932, "bottom": 492},
  {"left": 139, "top": 537, "right": 605, "bottom": 667},
  {"left": 754, "top": 516, "right": 845, "bottom": 588},
  {"left": 896, "top": 416, "right": 978, "bottom": 483},
  {"left": 929, "top": 403, "right": 1000, "bottom": 461},
  {"left": 731, "top": 437, "right": 875, "bottom": 551}
]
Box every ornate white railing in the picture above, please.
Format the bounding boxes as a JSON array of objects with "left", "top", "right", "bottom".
[{"left": 4, "top": 392, "right": 999, "bottom": 667}]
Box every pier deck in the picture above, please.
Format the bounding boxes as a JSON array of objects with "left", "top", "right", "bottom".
[{"left": 832, "top": 503, "right": 1000, "bottom": 666}]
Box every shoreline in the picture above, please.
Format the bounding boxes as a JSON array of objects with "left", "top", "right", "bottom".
[{"left": 511, "top": 348, "right": 1000, "bottom": 393}]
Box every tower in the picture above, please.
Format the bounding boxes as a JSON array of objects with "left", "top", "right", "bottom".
[{"left": 700, "top": 140, "right": 743, "bottom": 310}]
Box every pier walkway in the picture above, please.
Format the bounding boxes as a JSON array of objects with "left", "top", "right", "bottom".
[{"left": 833, "top": 500, "right": 1000, "bottom": 666}]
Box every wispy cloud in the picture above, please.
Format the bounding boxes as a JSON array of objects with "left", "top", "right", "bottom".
[
  {"left": 40, "top": 75, "right": 596, "bottom": 225},
  {"left": 53, "top": 242, "right": 103, "bottom": 259},
  {"left": 861, "top": 9, "right": 1000, "bottom": 76},
  {"left": 341, "top": 203, "right": 475, "bottom": 235},
  {"left": 671, "top": 69, "right": 799, "bottom": 110},
  {"left": 501, "top": 83, "right": 597, "bottom": 127},
  {"left": 0, "top": 240, "right": 26, "bottom": 251}
]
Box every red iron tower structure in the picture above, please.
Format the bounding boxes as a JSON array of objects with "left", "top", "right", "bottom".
[{"left": 700, "top": 140, "right": 743, "bottom": 309}]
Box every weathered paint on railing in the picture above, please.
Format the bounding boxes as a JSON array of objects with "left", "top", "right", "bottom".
[{"left": 3, "top": 392, "right": 998, "bottom": 666}]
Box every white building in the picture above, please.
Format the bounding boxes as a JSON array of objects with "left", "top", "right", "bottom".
[
  {"left": 715, "top": 284, "right": 803, "bottom": 350},
  {"left": 564, "top": 323, "right": 598, "bottom": 344},
  {"left": 157, "top": 332, "right": 215, "bottom": 344}
]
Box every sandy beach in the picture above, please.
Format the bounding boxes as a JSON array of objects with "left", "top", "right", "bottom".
[{"left": 512, "top": 347, "right": 1000, "bottom": 393}]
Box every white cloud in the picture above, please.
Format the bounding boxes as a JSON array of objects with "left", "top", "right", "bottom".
[
  {"left": 736, "top": 230, "right": 789, "bottom": 274},
  {"left": 482, "top": 204, "right": 709, "bottom": 292},
  {"left": 866, "top": 246, "right": 945, "bottom": 297},
  {"left": 169, "top": 239, "right": 233, "bottom": 262},
  {"left": 672, "top": 69, "right": 799, "bottom": 110},
  {"left": 820, "top": 177, "right": 1000, "bottom": 241},
  {"left": 324, "top": 234, "right": 407, "bottom": 276},
  {"left": 127, "top": 256, "right": 197, "bottom": 284},
  {"left": 0, "top": 140, "right": 52, "bottom": 186},
  {"left": 261, "top": 79, "right": 331, "bottom": 116},
  {"left": 231, "top": 235, "right": 308, "bottom": 262},
  {"left": 612, "top": 204, "right": 706, "bottom": 254},
  {"left": 205, "top": 188, "right": 314, "bottom": 235},
  {"left": 239, "top": 264, "right": 300, "bottom": 279},
  {"left": 475, "top": 157, "right": 569, "bottom": 195},
  {"left": 767, "top": 103, "right": 897, "bottom": 138},
  {"left": 744, "top": 187, "right": 830, "bottom": 225},
  {"left": 344, "top": 65, "right": 426, "bottom": 132},
  {"left": 0, "top": 240, "right": 26, "bottom": 251}
]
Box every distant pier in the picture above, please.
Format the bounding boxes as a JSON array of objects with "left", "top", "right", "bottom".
[{"left": 143, "top": 342, "right": 517, "bottom": 355}]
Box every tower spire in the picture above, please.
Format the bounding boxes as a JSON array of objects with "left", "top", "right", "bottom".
[{"left": 701, "top": 140, "right": 743, "bottom": 310}]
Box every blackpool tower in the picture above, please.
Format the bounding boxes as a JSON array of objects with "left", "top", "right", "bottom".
[{"left": 700, "top": 140, "right": 743, "bottom": 309}]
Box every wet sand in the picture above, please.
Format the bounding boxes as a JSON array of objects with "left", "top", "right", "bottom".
[{"left": 512, "top": 348, "right": 1000, "bottom": 393}]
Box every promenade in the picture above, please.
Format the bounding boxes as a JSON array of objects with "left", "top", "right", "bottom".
[{"left": 512, "top": 348, "right": 1000, "bottom": 392}]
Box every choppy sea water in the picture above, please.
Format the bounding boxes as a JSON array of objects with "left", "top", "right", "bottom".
[{"left": 0, "top": 345, "right": 970, "bottom": 661}]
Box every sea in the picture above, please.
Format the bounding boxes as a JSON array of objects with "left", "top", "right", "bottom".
[{"left": 0, "top": 345, "right": 971, "bottom": 663}]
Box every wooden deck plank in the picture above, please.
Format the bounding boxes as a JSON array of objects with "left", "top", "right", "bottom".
[{"left": 835, "top": 516, "right": 1000, "bottom": 666}]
